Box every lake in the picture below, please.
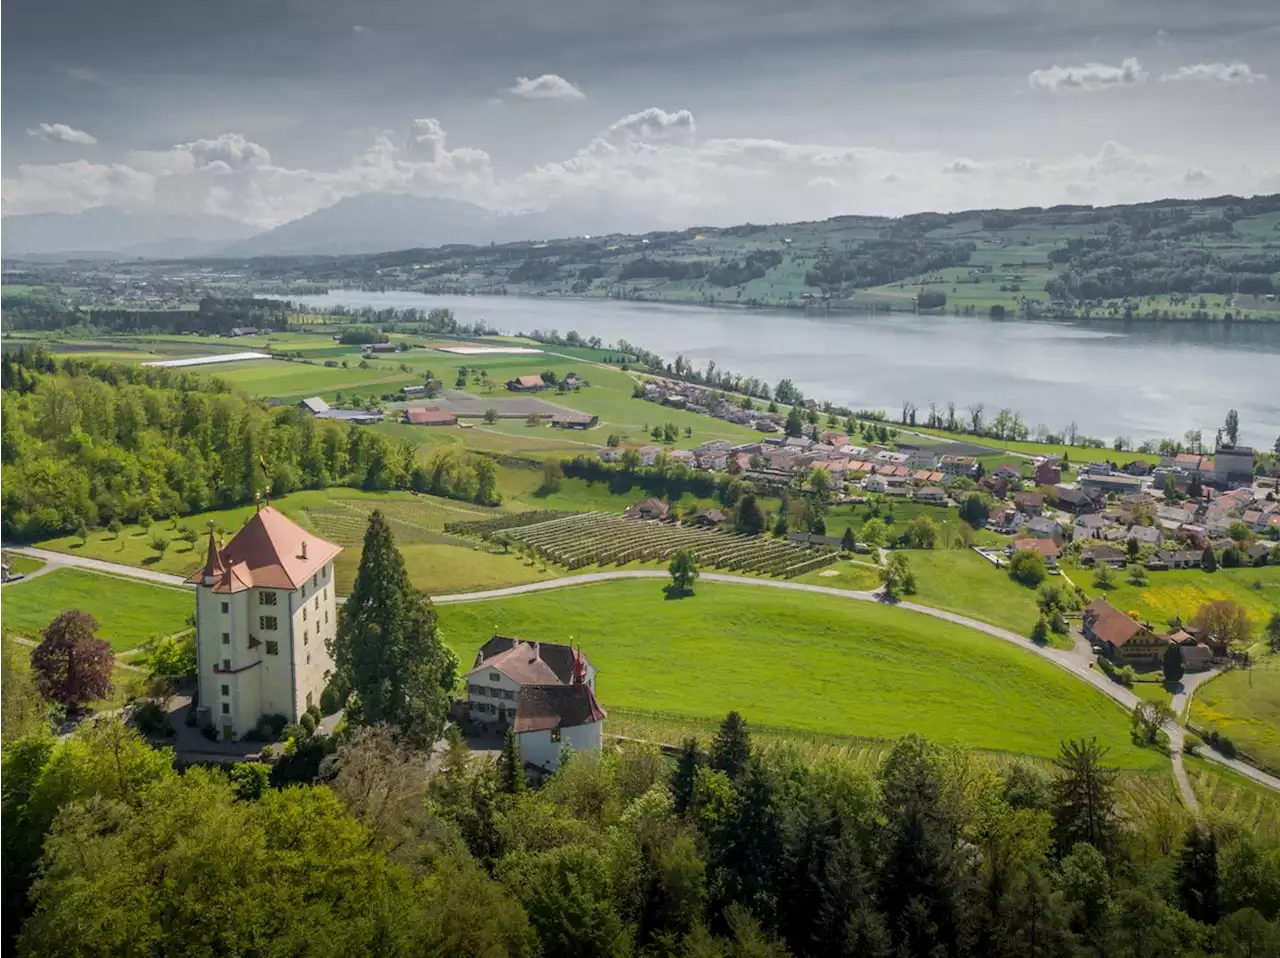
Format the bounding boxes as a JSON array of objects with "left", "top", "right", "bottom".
[{"left": 295, "top": 291, "right": 1278, "bottom": 448}]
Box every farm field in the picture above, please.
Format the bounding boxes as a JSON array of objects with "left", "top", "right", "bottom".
[
  {"left": 888, "top": 422, "right": 1161, "bottom": 466},
  {"left": 895, "top": 548, "right": 1053, "bottom": 641},
  {"left": 1189, "top": 661, "right": 1280, "bottom": 774},
  {"left": 1184, "top": 755, "right": 1280, "bottom": 840},
  {"left": 1, "top": 568, "right": 191, "bottom": 652},
  {"left": 435, "top": 579, "right": 1163, "bottom": 767},
  {"left": 1068, "top": 563, "right": 1280, "bottom": 633},
  {"left": 449, "top": 511, "right": 837, "bottom": 577}
]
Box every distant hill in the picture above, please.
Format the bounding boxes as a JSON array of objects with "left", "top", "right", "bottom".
[
  {"left": 1, "top": 208, "right": 260, "bottom": 257},
  {"left": 256, "top": 192, "right": 1280, "bottom": 321},
  {"left": 222, "top": 193, "right": 659, "bottom": 257}
]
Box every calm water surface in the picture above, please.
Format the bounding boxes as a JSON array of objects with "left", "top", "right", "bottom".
[{"left": 296, "top": 292, "right": 1276, "bottom": 447}]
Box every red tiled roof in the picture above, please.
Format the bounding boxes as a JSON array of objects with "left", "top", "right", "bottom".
[
  {"left": 1013, "top": 537, "right": 1060, "bottom": 558},
  {"left": 186, "top": 506, "right": 342, "bottom": 594},
  {"left": 513, "top": 683, "right": 607, "bottom": 733},
  {"left": 405, "top": 405, "right": 457, "bottom": 425},
  {"left": 469, "top": 642, "right": 562, "bottom": 686}
]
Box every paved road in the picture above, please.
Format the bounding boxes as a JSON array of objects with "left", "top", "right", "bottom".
[
  {"left": 11, "top": 546, "right": 1277, "bottom": 796},
  {"left": 4, "top": 546, "right": 192, "bottom": 589}
]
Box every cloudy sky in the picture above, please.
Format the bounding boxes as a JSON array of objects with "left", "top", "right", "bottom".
[{"left": 3, "top": 0, "right": 1279, "bottom": 231}]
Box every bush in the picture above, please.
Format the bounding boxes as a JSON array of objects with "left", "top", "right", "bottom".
[
  {"left": 132, "top": 700, "right": 173, "bottom": 737},
  {"left": 261, "top": 712, "right": 289, "bottom": 738},
  {"left": 1031, "top": 617, "right": 1050, "bottom": 644},
  {"left": 1202, "top": 729, "right": 1236, "bottom": 758},
  {"left": 1096, "top": 655, "right": 1134, "bottom": 688},
  {"left": 319, "top": 682, "right": 344, "bottom": 715},
  {"left": 1009, "top": 549, "right": 1048, "bottom": 587},
  {"left": 299, "top": 712, "right": 317, "bottom": 735},
  {"left": 306, "top": 704, "right": 322, "bottom": 725}
]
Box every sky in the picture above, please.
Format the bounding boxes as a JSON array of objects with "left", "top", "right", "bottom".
[{"left": 3, "top": 0, "right": 1279, "bottom": 231}]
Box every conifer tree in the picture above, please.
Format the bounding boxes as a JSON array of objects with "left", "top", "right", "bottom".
[
  {"left": 671, "top": 737, "right": 703, "bottom": 815},
  {"left": 330, "top": 511, "right": 457, "bottom": 747},
  {"left": 709, "top": 711, "right": 752, "bottom": 782},
  {"left": 498, "top": 728, "right": 525, "bottom": 795}
]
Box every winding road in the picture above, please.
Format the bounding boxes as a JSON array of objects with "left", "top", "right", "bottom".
[{"left": 6, "top": 545, "right": 1276, "bottom": 799}]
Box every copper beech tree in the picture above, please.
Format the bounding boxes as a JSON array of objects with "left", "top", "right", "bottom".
[{"left": 31, "top": 611, "right": 114, "bottom": 709}]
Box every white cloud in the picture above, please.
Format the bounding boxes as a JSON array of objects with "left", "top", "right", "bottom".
[
  {"left": 1160, "top": 62, "right": 1267, "bottom": 84},
  {"left": 3, "top": 110, "right": 1273, "bottom": 231},
  {"left": 27, "top": 122, "right": 98, "bottom": 145},
  {"left": 509, "top": 74, "right": 586, "bottom": 102},
  {"left": 1028, "top": 57, "right": 1146, "bottom": 92}
]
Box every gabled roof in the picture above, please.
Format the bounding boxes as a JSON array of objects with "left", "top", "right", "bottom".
[
  {"left": 185, "top": 506, "right": 342, "bottom": 593},
  {"left": 513, "top": 683, "right": 607, "bottom": 733},
  {"left": 470, "top": 642, "right": 562, "bottom": 686},
  {"left": 299, "top": 396, "right": 330, "bottom": 414},
  {"left": 473, "top": 635, "right": 585, "bottom": 685}
]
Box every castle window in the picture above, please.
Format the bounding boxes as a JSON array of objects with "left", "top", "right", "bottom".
[
  {"left": 259, "top": 591, "right": 277, "bottom": 606},
  {"left": 302, "top": 608, "right": 307, "bottom": 622},
  {"left": 312, "top": 573, "right": 318, "bottom": 588},
  {"left": 221, "top": 684, "right": 230, "bottom": 696},
  {"left": 259, "top": 615, "right": 278, "bottom": 631},
  {"left": 306, "top": 654, "right": 311, "bottom": 666},
  {"left": 221, "top": 703, "right": 230, "bottom": 715},
  {"left": 222, "top": 659, "right": 231, "bottom": 670},
  {"left": 303, "top": 631, "right": 308, "bottom": 646},
  {"left": 323, "top": 588, "right": 328, "bottom": 601},
  {"left": 489, "top": 672, "right": 500, "bottom": 681},
  {"left": 266, "top": 641, "right": 279, "bottom": 655},
  {"left": 551, "top": 729, "right": 561, "bottom": 742},
  {"left": 220, "top": 601, "right": 229, "bottom": 614},
  {"left": 221, "top": 632, "right": 230, "bottom": 645}
]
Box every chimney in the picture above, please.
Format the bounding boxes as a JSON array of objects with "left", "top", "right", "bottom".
[
  {"left": 531, "top": 641, "right": 540, "bottom": 661},
  {"left": 300, "top": 540, "right": 307, "bottom": 560}
]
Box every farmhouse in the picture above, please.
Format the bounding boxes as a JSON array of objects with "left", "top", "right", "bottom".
[
  {"left": 403, "top": 406, "right": 458, "bottom": 426},
  {"left": 550, "top": 413, "right": 599, "bottom": 429},
  {"left": 228, "top": 326, "right": 260, "bottom": 337},
  {"left": 506, "top": 374, "right": 547, "bottom": 392},
  {"left": 624, "top": 498, "right": 670, "bottom": 521},
  {"left": 298, "top": 396, "right": 330, "bottom": 415},
  {"left": 402, "top": 384, "right": 427, "bottom": 396},
  {"left": 365, "top": 342, "right": 399, "bottom": 354},
  {"left": 465, "top": 637, "right": 605, "bottom": 772},
  {"left": 187, "top": 508, "right": 342, "bottom": 741},
  {"left": 1082, "top": 598, "right": 1169, "bottom": 666},
  {"left": 690, "top": 508, "right": 728, "bottom": 528}
]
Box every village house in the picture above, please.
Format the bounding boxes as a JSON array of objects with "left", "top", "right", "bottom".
[
  {"left": 996, "top": 464, "right": 1022, "bottom": 481},
  {"left": 938, "top": 455, "right": 978, "bottom": 477},
  {"left": 465, "top": 637, "right": 605, "bottom": 771},
  {"left": 914, "top": 486, "right": 948, "bottom": 504},
  {"left": 638, "top": 445, "right": 664, "bottom": 466},
  {"left": 506, "top": 374, "right": 547, "bottom": 392},
  {"left": 690, "top": 508, "right": 728, "bottom": 528},
  {"left": 1073, "top": 513, "right": 1110, "bottom": 540},
  {"left": 1080, "top": 473, "right": 1146, "bottom": 495},
  {"left": 1008, "top": 537, "right": 1061, "bottom": 565},
  {"left": 987, "top": 508, "right": 1021, "bottom": 535},
  {"left": 1083, "top": 598, "right": 1169, "bottom": 666},
  {"left": 1080, "top": 543, "right": 1127, "bottom": 568},
  {"left": 623, "top": 498, "right": 670, "bottom": 521},
  {"left": 1126, "top": 525, "right": 1162, "bottom": 547},
  {"left": 980, "top": 475, "right": 1010, "bottom": 499},
  {"left": 1026, "top": 516, "right": 1063, "bottom": 540},
  {"left": 1013, "top": 491, "right": 1045, "bottom": 516},
  {"left": 597, "top": 446, "right": 622, "bottom": 463},
  {"left": 1212, "top": 445, "right": 1255, "bottom": 488},
  {"left": 1146, "top": 549, "right": 1201, "bottom": 571},
  {"left": 188, "top": 508, "right": 342, "bottom": 741},
  {"left": 1034, "top": 460, "right": 1061, "bottom": 486}
]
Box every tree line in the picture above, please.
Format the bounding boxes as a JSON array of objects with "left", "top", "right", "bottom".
[
  {"left": 0, "top": 348, "right": 499, "bottom": 540},
  {"left": 2, "top": 296, "right": 290, "bottom": 335}
]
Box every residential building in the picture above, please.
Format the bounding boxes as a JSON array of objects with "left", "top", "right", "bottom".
[
  {"left": 987, "top": 509, "right": 1021, "bottom": 535},
  {"left": 1213, "top": 446, "right": 1255, "bottom": 487},
  {"left": 1073, "top": 514, "right": 1109, "bottom": 540},
  {"left": 1083, "top": 599, "right": 1169, "bottom": 665},
  {"left": 465, "top": 637, "right": 605, "bottom": 771},
  {"left": 1080, "top": 473, "right": 1146, "bottom": 495},
  {"left": 914, "top": 487, "right": 948, "bottom": 504},
  {"left": 690, "top": 508, "right": 727, "bottom": 528},
  {"left": 550, "top": 414, "right": 599, "bottom": 429},
  {"left": 298, "top": 396, "right": 330, "bottom": 415},
  {"left": 939, "top": 455, "right": 978, "bottom": 477},
  {"left": 1008, "top": 537, "right": 1061, "bottom": 564},
  {"left": 1013, "top": 492, "right": 1045, "bottom": 515},
  {"left": 1126, "top": 525, "right": 1162, "bottom": 547},
  {"left": 597, "top": 447, "right": 622, "bottom": 463},
  {"left": 402, "top": 384, "right": 427, "bottom": 396},
  {"left": 1034, "top": 460, "right": 1061, "bottom": 486},
  {"left": 1146, "top": 549, "right": 1200, "bottom": 571},
  {"left": 1080, "top": 544, "right": 1126, "bottom": 568},
  {"left": 187, "top": 508, "right": 342, "bottom": 741},
  {"left": 1055, "top": 485, "right": 1099, "bottom": 515},
  {"left": 1026, "top": 516, "right": 1063, "bottom": 540},
  {"left": 366, "top": 342, "right": 399, "bottom": 353},
  {"left": 638, "top": 445, "right": 664, "bottom": 466}
]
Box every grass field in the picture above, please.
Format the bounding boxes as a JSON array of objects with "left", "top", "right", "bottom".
[
  {"left": 436, "top": 579, "right": 1162, "bottom": 767},
  {"left": 3, "top": 554, "right": 47, "bottom": 577},
  {"left": 898, "top": 548, "right": 1051, "bottom": 640},
  {"left": 822, "top": 500, "right": 1005, "bottom": 549},
  {"left": 1, "top": 568, "right": 191, "bottom": 652},
  {"left": 795, "top": 560, "right": 882, "bottom": 592},
  {"left": 30, "top": 487, "right": 553, "bottom": 595},
  {"left": 889, "top": 423, "right": 1160, "bottom": 466},
  {"left": 1189, "top": 661, "right": 1280, "bottom": 773},
  {"left": 1069, "top": 563, "right": 1280, "bottom": 633}
]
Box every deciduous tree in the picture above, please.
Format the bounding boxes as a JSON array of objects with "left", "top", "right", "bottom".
[
  {"left": 30, "top": 611, "right": 114, "bottom": 709},
  {"left": 668, "top": 548, "right": 700, "bottom": 596},
  {"left": 1192, "top": 599, "right": 1253, "bottom": 654}
]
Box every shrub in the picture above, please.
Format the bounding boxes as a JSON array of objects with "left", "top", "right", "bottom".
[
  {"left": 1009, "top": 549, "right": 1048, "bottom": 587},
  {"left": 299, "top": 712, "right": 317, "bottom": 735},
  {"left": 1031, "top": 617, "right": 1050, "bottom": 644},
  {"left": 306, "top": 703, "right": 322, "bottom": 725},
  {"left": 132, "top": 700, "right": 173, "bottom": 737},
  {"left": 261, "top": 712, "right": 289, "bottom": 737},
  {"left": 319, "top": 682, "right": 344, "bottom": 715}
]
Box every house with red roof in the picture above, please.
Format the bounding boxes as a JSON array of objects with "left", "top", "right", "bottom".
[
  {"left": 465, "top": 637, "right": 606, "bottom": 770},
  {"left": 186, "top": 506, "right": 342, "bottom": 741}
]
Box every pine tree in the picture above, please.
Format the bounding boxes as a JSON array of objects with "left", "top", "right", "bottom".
[
  {"left": 841, "top": 526, "right": 856, "bottom": 552},
  {"left": 671, "top": 737, "right": 703, "bottom": 815},
  {"left": 1201, "top": 546, "right": 1218, "bottom": 573},
  {"left": 1050, "top": 739, "right": 1119, "bottom": 857},
  {"left": 785, "top": 406, "right": 804, "bottom": 437},
  {"left": 1162, "top": 644, "right": 1184, "bottom": 685},
  {"left": 1176, "top": 823, "right": 1220, "bottom": 925},
  {"left": 330, "top": 511, "right": 456, "bottom": 747},
  {"left": 709, "top": 711, "right": 752, "bottom": 782},
  {"left": 498, "top": 728, "right": 525, "bottom": 795}
]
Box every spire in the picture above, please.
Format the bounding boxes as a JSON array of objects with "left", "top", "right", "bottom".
[{"left": 203, "top": 529, "right": 225, "bottom": 581}]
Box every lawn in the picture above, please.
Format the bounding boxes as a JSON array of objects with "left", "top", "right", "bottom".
[
  {"left": 795, "top": 560, "right": 883, "bottom": 592},
  {"left": 1, "top": 568, "right": 191, "bottom": 652},
  {"left": 1068, "top": 563, "right": 1280, "bottom": 633},
  {"left": 4, "top": 554, "right": 47, "bottom": 577},
  {"left": 1189, "top": 661, "right": 1280, "bottom": 774},
  {"left": 886, "top": 422, "right": 1160, "bottom": 467},
  {"left": 332, "top": 541, "right": 556, "bottom": 596},
  {"left": 894, "top": 548, "right": 1050, "bottom": 640},
  {"left": 436, "top": 579, "right": 1161, "bottom": 767}
]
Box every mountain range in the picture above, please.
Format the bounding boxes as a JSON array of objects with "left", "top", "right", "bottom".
[{"left": 1, "top": 194, "right": 660, "bottom": 259}]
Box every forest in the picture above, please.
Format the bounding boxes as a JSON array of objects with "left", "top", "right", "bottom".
[
  {"left": 0, "top": 348, "right": 499, "bottom": 540},
  {"left": 2, "top": 713, "right": 1278, "bottom": 957},
  {"left": 1, "top": 296, "right": 290, "bottom": 335}
]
